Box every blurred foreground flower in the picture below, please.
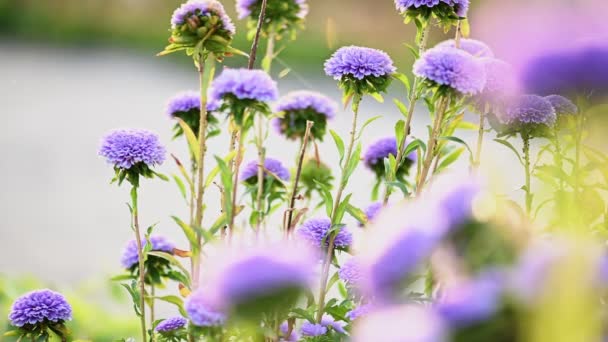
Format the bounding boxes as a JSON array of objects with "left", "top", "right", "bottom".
[{"left": 436, "top": 38, "right": 494, "bottom": 58}]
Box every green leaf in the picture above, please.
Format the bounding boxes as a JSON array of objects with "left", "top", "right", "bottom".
[
  {"left": 395, "top": 120, "right": 406, "bottom": 149},
  {"left": 173, "top": 175, "right": 188, "bottom": 201},
  {"left": 393, "top": 73, "right": 411, "bottom": 92},
  {"left": 214, "top": 156, "right": 234, "bottom": 221},
  {"left": 290, "top": 308, "right": 316, "bottom": 323},
  {"left": 314, "top": 179, "right": 334, "bottom": 218},
  {"left": 205, "top": 150, "right": 237, "bottom": 189},
  {"left": 334, "top": 194, "right": 352, "bottom": 224},
  {"left": 346, "top": 203, "right": 367, "bottom": 225},
  {"left": 385, "top": 181, "right": 409, "bottom": 196},
  {"left": 171, "top": 216, "right": 198, "bottom": 253},
  {"left": 175, "top": 117, "right": 200, "bottom": 164},
  {"left": 394, "top": 98, "right": 409, "bottom": 119},
  {"left": 437, "top": 147, "right": 465, "bottom": 172},
  {"left": 151, "top": 295, "right": 188, "bottom": 317},
  {"left": 438, "top": 136, "right": 474, "bottom": 163},
  {"left": 369, "top": 92, "right": 384, "bottom": 103},
  {"left": 494, "top": 138, "right": 524, "bottom": 166},
  {"left": 356, "top": 115, "right": 383, "bottom": 140},
  {"left": 344, "top": 143, "right": 362, "bottom": 181},
  {"left": 329, "top": 130, "right": 345, "bottom": 165},
  {"left": 110, "top": 274, "right": 135, "bottom": 282},
  {"left": 278, "top": 68, "right": 291, "bottom": 78},
  {"left": 147, "top": 251, "right": 191, "bottom": 286}
]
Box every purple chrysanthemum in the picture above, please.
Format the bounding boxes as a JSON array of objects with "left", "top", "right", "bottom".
[
  {"left": 435, "top": 39, "right": 494, "bottom": 58},
  {"left": 363, "top": 137, "right": 417, "bottom": 169},
  {"left": 301, "top": 322, "right": 328, "bottom": 337},
  {"left": 275, "top": 91, "right": 338, "bottom": 119},
  {"left": 436, "top": 271, "right": 504, "bottom": 325},
  {"left": 208, "top": 68, "right": 279, "bottom": 106},
  {"left": 545, "top": 95, "right": 578, "bottom": 116},
  {"left": 171, "top": 0, "right": 236, "bottom": 34},
  {"left": 280, "top": 322, "right": 300, "bottom": 341},
  {"left": 324, "top": 46, "right": 396, "bottom": 81},
  {"left": 240, "top": 158, "right": 290, "bottom": 183},
  {"left": 321, "top": 314, "right": 347, "bottom": 334},
  {"left": 9, "top": 289, "right": 72, "bottom": 328},
  {"left": 394, "top": 0, "right": 469, "bottom": 17},
  {"left": 297, "top": 217, "right": 352, "bottom": 249},
  {"left": 155, "top": 316, "right": 188, "bottom": 333},
  {"left": 99, "top": 129, "right": 166, "bottom": 170},
  {"left": 185, "top": 290, "right": 226, "bottom": 327},
  {"left": 121, "top": 236, "right": 175, "bottom": 269},
  {"left": 352, "top": 305, "right": 447, "bottom": 342},
  {"left": 166, "top": 91, "right": 220, "bottom": 117},
  {"left": 364, "top": 202, "right": 384, "bottom": 224},
  {"left": 414, "top": 46, "right": 486, "bottom": 95},
  {"left": 339, "top": 258, "right": 363, "bottom": 287},
  {"left": 237, "top": 0, "right": 308, "bottom": 20},
  {"left": 346, "top": 303, "right": 375, "bottom": 321},
  {"left": 501, "top": 95, "right": 556, "bottom": 127}
]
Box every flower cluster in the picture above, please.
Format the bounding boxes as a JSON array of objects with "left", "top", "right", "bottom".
[
  {"left": 496, "top": 95, "right": 556, "bottom": 137},
  {"left": 166, "top": 90, "right": 221, "bottom": 138},
  {"left": 121, "top": 235, "right": 176, "bottom": 285},
  {"left": 297, "top": 217, "right": 353, "bottom": 250},
  {"left": 155, "top": 316, "right": 188, "bottom": 333},
  {"left": 236, "top": 0, "right": 308, "bottom": 39},
  {"left": 273, "top": 90, "right": 337, "bottom": 141}
]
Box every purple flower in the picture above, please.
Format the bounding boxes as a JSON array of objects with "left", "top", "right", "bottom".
[
  {"left": 339, "top": 258, "right": 363, "bottom": 288},
  {"left": 364, "top": 202, "right": 384, "bottom": 224},
  {"left": 297, "top": 217, "right": 353, "bottom": 249},
  {"left": 436, "top": 271, "right": 504, "bottom": 325},
  {"left": 275, "top": 90, "right": 338, "bottom": 119},
  {"left": 435, "top": 39, "right": 494, "bottom": 58},
  {"left": 321, "top": 314, "right": 347, "bottom": 334},
  {"left": 324, "top": 46, "right": 396, "bottom": 81},
  {"left": 121, "top": 236, "right": 175, "bottom": 269},
  {"left": 99, "top": 129, "right": 166, "bottom": 170},
  {"left": 240, "top": 158, "right": 290, "bottom": 183},
  {"left": 9, "top": 289, "right": 72, "bottom": 327},
  {"left": 477, "top": 58, "right": 519, "bottom": 106},
  {"left": 301, "top": 322, "right": 328, "bottom": 337},
  {"left": 394, "top": 0, "right": 469, "bottom": 17},
  {"left": 346, "top": 303, "right": 375, "bottom": 321},
  {"left": 501, "top": 95, "right": 556, "bottom": 127},
  {"left": 280, "top": 322, "right": 300, "bottom": 341},
  {"left": 414, "top": 46, "right": 486, "bottom": 95},
  {"left": 155, "top": 316, "right": 188, "bottom": 333},
  {"left": 185, "top": 289, "right": 226, "bottom": 327},
  {"left": 364, "top": 137, "right": 417, "bottom": 169},
  {"left": 166, "top": 91, "right": 220, "bottom": 117},
  {"left": 358, "top": 201, "right": 447, "bottom": 300},
  {"left": 425, "top": 172, "right": 483, "bottom": 230},
  {"left": 209, "top": 68, "right": 279, "bottom": 106},
  {"left": 237, "top": 0, "right": 308, "bottom": 20},
  {"left": 171, "top": 0, "right": 235, "bottom": 34},
  {"left": 352, "top": 305, "right": 447, "bottom": 342},
  {"left": 205, "top": 242, "right": 315, "bottom": 318},
  {"left": 545, "top": 95, "right": 578, "bottom": 116}
]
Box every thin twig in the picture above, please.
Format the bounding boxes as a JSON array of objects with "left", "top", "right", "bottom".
[
  {"left": 248, "top": 0, "right": 269, "bottom": 69},
  {"left": 417, "top": 96, "right": 449, "bottom": 195},
  {"left": 286, "top": 121, "right": 314, "bottom": 233}
]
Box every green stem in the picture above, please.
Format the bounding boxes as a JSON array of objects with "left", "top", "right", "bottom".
[
  {"left": 417, "top": 96, "right": 449, "bottom": 195},
  {"left": 474, "top": 106, "right": 488, "bottom": 168},
  {"left": 286, "top": 121, "right": 314, "bottom": 233},
  {"left": 150, "top": 284, "right": 155, "bottom": 342},
  {"left": 228, "top": 129, "right": 246, "bottom": 239},
  {"left": 522, "top": 133, "right": 532, "bottom": 216},
  {"left": 383, "top": 22, "right": 432, "bottom": 204},
  {"left": 316, "top": 95, "right": 361, "bottom": 322},
  {"left": 131, "top": 186, "right": 147, "bottom": 342},
  {"left": 254, "top": 114, "right": 266, "bottom": 233},
  {"left": 247, "top": 0, "right": 269, "bottom": 69},
  {"left": 553, "top": 128, "right": 565, "bottom": 191}
]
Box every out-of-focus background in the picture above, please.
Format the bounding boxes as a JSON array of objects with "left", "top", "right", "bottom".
[{"left": 0, "top": 0, "right": 607, "bottom": 337}]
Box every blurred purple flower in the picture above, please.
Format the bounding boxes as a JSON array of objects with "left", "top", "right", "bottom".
[
  {"left": 99, "top": 129, "right": 166, "bottom": 170},
  {"left": 240, "top": 158, "right": 290, "bottom": 183},
  {"left": 301, "top": 322, "right": 327, "bottom": 337},
  {"left": 9, "top": 289, "right": 72, "bottom": 327},
  {"left": 155, "top": 316, "right": 188, "bottom": 333},
  {"left": 545, "top": 95, "right": 578, "bottom": 116},
  {"left": 425, "top": 172, "right": 483, "bottom": 230},
  {"left": 279, "top": 322, "right": 300, "bottom": 341},
  {"left": 209, "top": 68, "right": 279, "bottom": 105},
  {"left": 166, "top": 90, "right": 220, "bottom": 117},
  {"left": 500, "top": 95, "right": 556, "bottom": 127},
  {"left": 346, "top": 303, "right": 375, "bottom": 321},
  {"left": 185, "top": 289, "right": 226, "bottom": 327},
  {"left": 352, "top": 305, "right": 447, "bottom": 342},
  {"left": 477, "top": 58, "right": 519, "bottom": 106},
  {"left": 436, "top": 38, "right": 494, "bottom": 58},
  {"left": 436, "top": 271, "right": 504, "bottom": 325},
  {"left": 321, "top": 314, "right": 347, "bottom": 334},
  {"left": 297, "top": 217, "right": 352, "bottom": 249},
  {"left": 275, "top": 90, "right": 338, "bottom": 119},
  {"left": 171, "top": 0, "right": 236, "bottom": 34},
  {"left": 324, "top": 46, "right": 396, "bottom": 80},
  {"left": 414, "top": 46, "right": 486, "bottom": 95},
  {"left": 364, "top": 202, "right": 384, "bottom": 224},
  {"left": 339, "top": 258, "right": 363, "bottom": 288},
  {"left": 121, "top": 235, "right": 175, "bottom": 269}
]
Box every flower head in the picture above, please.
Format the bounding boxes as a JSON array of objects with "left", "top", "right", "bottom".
[
  {"left": 236, "top": 0, "right": 308, "bottom": 39},
  {"left": 121, "top": 235, "right": 175, "bottom": 269},
  {"left": 353, "top": 305, "right": 447, "bottom": 342},
  {"left": 363, "top": 137, "right": 416, "bottom": 178},
  {"left": 155, "top": 316, "right": 188, "bottom": 333},
  {"left": 171, "top": 0, "right": 235, "bottom": 33},
  {"left": 476, "top": 58, "right": 519, "bottom": 107},
  {"left": 321, "top": 314, "right": 347, "bottom": 334},
  {"left": 414, "top": 46, "right": 486, "bottom": 95},
  {"left": 501, "top": 95, "right": 556, "bottom": 128},
  {"left": 166, "top": 91, "right": 221, "bottom": 138},
  {"left": 301, "top": 322, "right": 327, "bottom": 337},
  {"left": 297, "top": 217, "right": 352, "bottom": 249},
  {"left": 545, "top": 95, "right": 578, "bottom": 116},
  {"left": 339, "top": 258, "right": 363, "bottom": 289},
  {"left": 280, "top": 322, "right": 300, "bottom": 341},
  {"left": 435, "top": 39, "right": 494, "bottom": 58},
  {"left": 185, "top": 290, "right": 226, "bottom": 327},
  {"left": 346, "top": 303, "right": 376, "bottom": 321},
  {"left": 99, "top": 129, "right": 166, "bottom": 170},
  {"left": 325, "top": 46, "right": 395, "bottom": 95},
  {"left": 364, "top": 202, "right": 384, "bottom": 224},
  {"left": 394, "top": 0, "right": 469, "bottom": 18},
  {"left": 273, "top": 91, "right": 338, "bottom": 141},
  {"left": 241, "top": 158, "right": 290, "bottom": 184},
  {"left": 9, "top": 289, "right": 72, "bottom": 328}
]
